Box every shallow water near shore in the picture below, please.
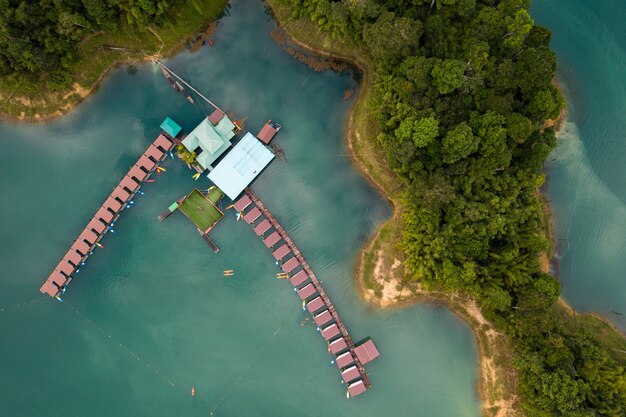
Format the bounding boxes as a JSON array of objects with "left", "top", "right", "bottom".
[
  {"left": 531, "top": 0, "right": 626, "bottom": 330},
  {"left": 0, "top": 0, "right": 481, "bottom": 415}
]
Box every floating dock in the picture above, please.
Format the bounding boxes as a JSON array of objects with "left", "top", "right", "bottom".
[
  {"left": 39, "top": 132, "right": 177, "bottom": 298},
  {"left": 235, "top": 189, "right": 380, "bottom": 397},
  {"left": 256, "top": 120, "right": 281, "bottom": 144}
]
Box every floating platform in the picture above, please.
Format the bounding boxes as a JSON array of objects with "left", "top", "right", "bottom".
[
  {"left": 199, "top": 229, "right": 220, "bottom": 253},
  {"left": 178, "top": 189, "right": 224, "bottom": 233},
  {"left": 39, "top": 127, "right": 179, "bottom": 298},
  {"left": 256, "top": 120, "right": 281, "bottom": 144},
  {"left": 234, "top": 189, "right": 379, "bottom": 397}
]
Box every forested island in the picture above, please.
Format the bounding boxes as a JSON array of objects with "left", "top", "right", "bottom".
[
  {"left": 2, "top": 0, "right": 625, "bottom": 416},
  {"left": 270, "top": 0, "right": 626, "bottom": 416}
]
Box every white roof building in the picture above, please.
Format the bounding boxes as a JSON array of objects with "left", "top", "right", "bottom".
[{"left": 208, "top": 132, "right": 274, "bottom": 200}]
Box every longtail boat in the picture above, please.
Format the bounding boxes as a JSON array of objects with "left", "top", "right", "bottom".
[
  {"left": 176, "top": 82, "right": 195, "bottom": 105},
  {"left": 161, "top": 67, "right": 178, "bottom": 90}
]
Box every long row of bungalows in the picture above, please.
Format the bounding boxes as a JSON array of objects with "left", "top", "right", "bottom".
[
  {"left": 39, "top": 133, "right": 176, "bottom": 298},
  {"left": 234, "top": 193, "right": 380, "bottom": 398}
]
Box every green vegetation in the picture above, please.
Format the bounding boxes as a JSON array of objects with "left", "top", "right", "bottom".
[
  {"left": 207, "top": 187, "right": 225, "bottom": 205},
  {"left": 0, "top": 0, "right": 226, "bottom": 119},
  {"left": 179, "top": 189, "right": 223, "bottom": 232},
  {"left": 279, "top": 0, "right": 626, "bottom": 415},
  {"left": 177, "top": 144, "right": 198, "bottom": 164}
]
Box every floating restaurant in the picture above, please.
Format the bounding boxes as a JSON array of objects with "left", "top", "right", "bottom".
[
  {"left": 40, "top": 61, "right": 379, "bottom": 398},
  {"left": 181, "top": 109, "right": 236, "bottom": 171}
]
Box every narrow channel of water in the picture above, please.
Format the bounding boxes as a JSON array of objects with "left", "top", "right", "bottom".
[
  {"left": 531, "top": 0, "right": 626, "bottom": 330},
  {"left": 0, "top": 0, "right": 481, "bottom": 415}
]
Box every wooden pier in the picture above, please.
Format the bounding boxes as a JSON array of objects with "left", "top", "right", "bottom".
[
  {"left": 39, "top": 132, "right": 177, "bottom": 298},
  {"left": 239, "top": 188, "right": 378, "bottom": 396}
]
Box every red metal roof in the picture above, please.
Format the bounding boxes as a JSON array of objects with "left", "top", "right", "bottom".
[
  {"left": 79, "top": 228, "right": 98, "bottom": 244},
  {"left": 57, "top": 260, "right": 75, "bottom": 276},
  {"left": 336, "top": 352, "right": 355, "bottom": 369},
  {"left": 50, "top": 270, "right": 68, "bottom": 287},
  {"left": 341, "top": 366, "right": 360, "bottom": 383},
  {"left": 329, "top": 338, "right": 348, "bottom": 354},
  {"left": 263, "top": 231, "right": 281, "bottom": 248},
  {"left": 253, "top": 219, "right": 271, "bottom": 236},
  {"left": 354, "top": 339, "right": 380, "bottom": 365},
  {"left": 128, "top": 166, "right": 148, "bottom": 181},
  {"left": 40, "top": 280, "right": 59, "bottom": 296},
  {"left": 234, "top": 195, "right": 252, "bottom": 212},
  {"left": 297, "top": 283, "right": 317, "bottom": 300},
  {"left": 208, "top": 109, "right": 225, "bottom": 126},
  {"left": 64, "top": 250, "right": 83, "bottom": 266},
  {"left": 154, "top": 135, "right": 173, "bottom": 151},
  {"left": 257, "top": 123, "right": 278, "bottom": 144},
  {"left": 112, "top": 186, "right": 131, "bottom": 202},
  {"left": 105, "top": 196, "right": 123, "bottom": 212},
  {"left": 313, "top": 310, "right": 332, "bottom": 326},
  {"left": 321, "top": 323, "right": 340, "bottom": 340},
  {"left": 88, "top": 218, "right": 106, "bottom": 234},
  {"left": 272, "top": 244, "right": 290, "bottom": 260},
  {"left": 289, "top": 270, "right": 308, "bottom": 287},
  {"left": 244, "top": 207, "right": 261, "bottom": 223},
  {"left": 145, "top": 145, "right": 165, "bottom": 161},
  {"left": 281, "top": 257, "right": 300, "bottom": 273},
  {"left": 137, "top": 155, "right": 156, "bottom": 171},
  {"left": 73, "top": 239, "right": 91, "bottom": 255},
  {"left": 347, "top": 380, "right": 366, "bottom": 397},
  {"left": 96, "top": 207, "right": 114, "bottom": 223},
  {"left": 121, "top": 176, "right": 140, "bottom": 192},
  {"left": 306, "top": 296, "right": 325, "bottom": 313}
]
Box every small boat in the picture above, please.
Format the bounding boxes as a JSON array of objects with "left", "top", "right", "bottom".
[
  {"left": 146, "top": 179, "right": 155, "bottom": 183},
  {"left": 176, "top": 81, "right": 195, "bottom": 105},
  {"left": 207, "top": 39, "right": 215, "bottom": 47},
  {"left": 191, "top": 386, "right": 195, "bottom": 396},
  {"left": 161, "top": 66, "right": 178, "bottom": 90}
]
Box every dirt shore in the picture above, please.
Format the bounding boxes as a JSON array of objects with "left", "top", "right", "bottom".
[{"left": 266, "top": 2, "right": 524, "bottom": 416}]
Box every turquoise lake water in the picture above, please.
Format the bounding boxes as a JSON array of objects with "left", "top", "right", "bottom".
[
  {"left": 531, "top": 0, "right": 626, "bottom": 330},
  {"left": 0, "top": 1, "right": 481, "bottom": 415}
]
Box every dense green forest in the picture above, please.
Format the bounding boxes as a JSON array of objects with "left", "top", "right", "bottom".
[
  {"left": 285, "top": 0, "right": 626, "bottom": 416},
  {"left": 0, "top": 0, "right": 178, "bottom": 89}
]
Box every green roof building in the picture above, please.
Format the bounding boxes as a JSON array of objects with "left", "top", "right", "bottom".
[
  {"left": 160, "top": 117, "right": 182, "bottom": 138},
  {"left": 182, "top": 111, "right": 236, "bottom": 170}
]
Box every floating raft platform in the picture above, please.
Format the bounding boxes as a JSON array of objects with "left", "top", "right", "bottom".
[
  {"left": 234, "top": 188, "right": 380, "bottom": 397},
  {"left": 256, "top": 120, "right": 281, "bottom": 144},
  {"left": 199, "top": 229, "right": 220, "bottom": 253},
  {"left": 39, "top": 129, "right": 178, "bottom": 298},
  {"left": 158, "top": 198, "right": 183, "bottom": 221}
]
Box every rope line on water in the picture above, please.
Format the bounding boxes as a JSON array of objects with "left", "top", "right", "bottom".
[
  {"left": 0, "top": 295, "right": 46, "bottom": 314},
  {"left": 69, "top": 305, "right": 176, "bottom": 388},
  {"left": 209, "top": 325, "right": 282, "bottom": 416}
]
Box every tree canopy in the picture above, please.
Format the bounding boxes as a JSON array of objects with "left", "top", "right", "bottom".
[
  {"left": 0, "top": 0, "right": 177, "bottom": 89},
  {"left": 287, "top": 0, "right": 625, "bottom": 415}
]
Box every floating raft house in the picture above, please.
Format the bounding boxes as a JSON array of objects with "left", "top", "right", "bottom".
[
  {"left": 233, "top": 189, "right": 380, "bottom": 396},
  {"left": 39, "top": 118, "right": 180, "bottom": 298},
  {"left": 256, "top": 120, "right": 281, "bottom": 144},
  {"left": 181, "top": 111, "right": 236, "bottom": 171}
]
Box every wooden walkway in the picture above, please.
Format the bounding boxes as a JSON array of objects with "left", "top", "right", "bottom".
[
  {"left": 39, "top": 133, "right": 176, "bottom": 298},
  {"left": 244, "top": 188, "right": 371, "bottom": 389}
]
